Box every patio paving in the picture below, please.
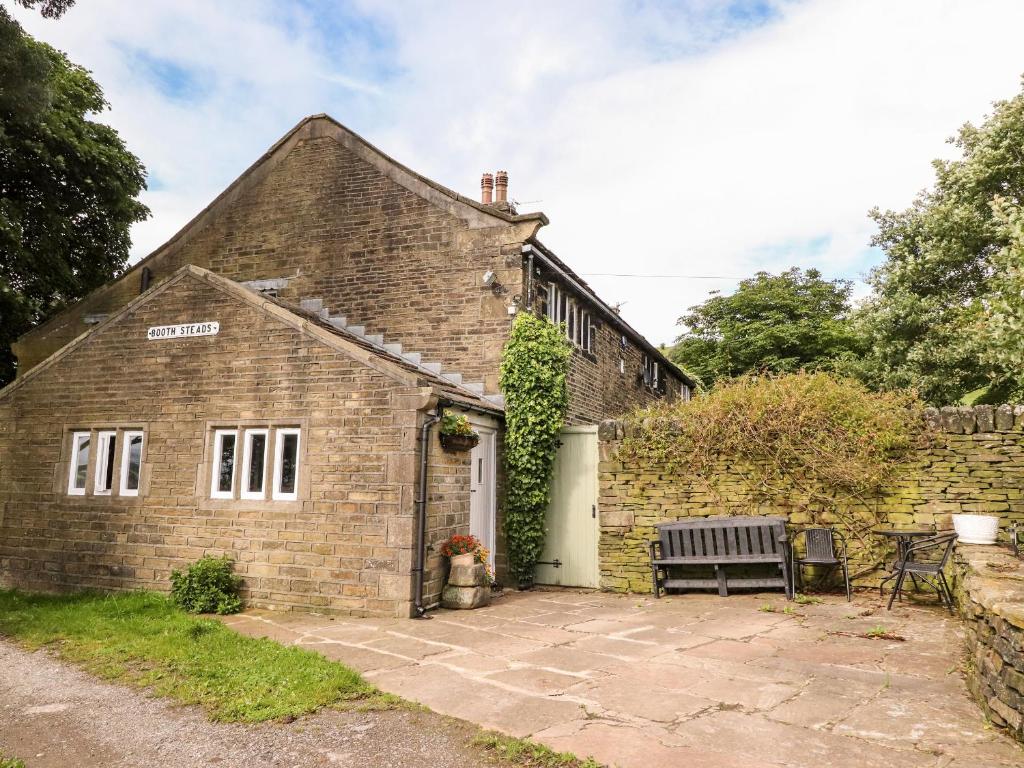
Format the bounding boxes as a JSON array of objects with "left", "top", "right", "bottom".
[{"left": 222, "top": 589, "right": 1023, "bottom": 767}]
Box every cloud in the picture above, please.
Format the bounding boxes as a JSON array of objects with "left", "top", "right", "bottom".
[{"left": 12, "top": 0, "right": 1024, "bottom": 345}]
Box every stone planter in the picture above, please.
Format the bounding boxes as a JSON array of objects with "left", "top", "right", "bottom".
[
  {"left": 442, "top": 560, "right": 491, "bottom": 610},
  {"left": 450, "top": 552, "right": 475, "bottom": 568},
  {"left": 952, "top": 514, "right": 1000, "bottom": 545},
  {"left": 439, "top": 432, "right": 479, "bottom": 452}
]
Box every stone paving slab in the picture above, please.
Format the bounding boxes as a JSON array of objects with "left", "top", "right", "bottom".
[{"left": 223, "top": 589, "right": 1024, "bottom": 767}]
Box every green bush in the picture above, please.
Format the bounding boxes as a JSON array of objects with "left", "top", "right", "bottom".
[{"left": 170, "top": 556, "right": 243, "bottom": 615}]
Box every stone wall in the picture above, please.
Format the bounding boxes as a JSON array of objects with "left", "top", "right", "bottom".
[
  {"left": 597, "top": 405, "right": 1024, "bottom": 593},
  {"left": 950, "top": 545, "right": 1024, "bottom": 744}
]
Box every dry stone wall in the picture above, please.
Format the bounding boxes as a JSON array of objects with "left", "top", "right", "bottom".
[
  {"left": 598, "top": 405, "right": 1024, "bottom": 594},
  {"left": 951, "top": 545, "right": 1024, "bottom": 744}
]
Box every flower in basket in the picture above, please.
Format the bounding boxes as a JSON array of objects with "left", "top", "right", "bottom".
[
  {"left": 440, "top": 533, "right": 481, "bottom": 557},
  {"left": 440, "top": 413, "right": 477, "bottom": 438},
  {"left": 439, "top": 413, "right": 480, "bottom": 452}
]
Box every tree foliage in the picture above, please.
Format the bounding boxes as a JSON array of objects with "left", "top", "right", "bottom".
[
  {"left": 847, "top": 79, "right": 1024, "bottom": 404},
  {"left": 498, "top": 312, "right": 571, "bottom": 585},
  {"left": 0, "top": 10, "right": 148, "bottom": 384},
  {"left": 670, "top": 267, "right": 858, "bottom": 388},
  {"left": 11, "top": 0, "right": 76, "bottom": 18}
]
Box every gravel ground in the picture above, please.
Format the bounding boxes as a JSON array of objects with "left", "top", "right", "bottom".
[{"left": 0, "top": 639, "right": 506, "bottom": 768}]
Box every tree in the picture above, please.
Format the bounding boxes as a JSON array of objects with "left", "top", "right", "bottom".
[
  {"left": 0, "top": 9, "right": 148, "bottom": 384},
  {"left": 11, "top": 1, "right": 75, "bottom": 19},
  {"left": 849, "top": 79, "right": 1024, "bottom": 404},
  {"left": 670, "top": 267, "right": 858, "bottom": 388}
]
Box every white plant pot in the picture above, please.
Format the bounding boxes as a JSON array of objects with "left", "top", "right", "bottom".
[{"left": 951, "top": 514, "right": 1000, "bottom": 545}]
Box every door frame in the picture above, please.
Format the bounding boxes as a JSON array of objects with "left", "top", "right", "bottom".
[{"left": 464, "top": 412, "right": 498, "bottom": 566}]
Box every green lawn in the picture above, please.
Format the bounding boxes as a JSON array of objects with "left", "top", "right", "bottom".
[{"left": 0, "top": 589, "right": 389, "bottom": 722}]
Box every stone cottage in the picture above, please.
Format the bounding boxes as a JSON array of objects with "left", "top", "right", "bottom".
[{"left": 0, "top": 115, "right": 693, "bottom": 616}]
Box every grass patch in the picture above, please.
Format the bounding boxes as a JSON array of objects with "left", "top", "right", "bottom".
[
  {"left": 473, "top": 731, "right": 603, "bottom": 768},
  {"left": 0, "top": 589, "right": 388, "bottom": 723},
  {"left": 1, "top": 757, "right": 26, "bottom": 768}
]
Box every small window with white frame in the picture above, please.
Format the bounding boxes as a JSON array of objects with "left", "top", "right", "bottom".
[
  {"left": 273, "top": 427, "right": 301, "bottom": 501},
  {"left": 119, "top": 431, "right": 144, "bottom": 496},
  {"left": 93, "top": 430, "right": 117, "bottom": 495},
  {"left": 68, "top": 431, "right": 91, "bottom": 495},
  {"left": 211, "top": 429, "right": 238, "bottom": 499},
  {"left": 241, "top": 428, "right": 269, "bottom": 500}
]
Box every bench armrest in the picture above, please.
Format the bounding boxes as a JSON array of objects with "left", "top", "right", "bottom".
[{"left": 648, "top": 540, "right": 662, "bottom": 560}]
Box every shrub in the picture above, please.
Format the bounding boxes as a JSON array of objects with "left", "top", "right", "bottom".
[
  {"left": 619, "top": 372, "right": 929, "bottom": 572},
  {"left": 170, "top": 556, "right": 243, "bottom": 615}
]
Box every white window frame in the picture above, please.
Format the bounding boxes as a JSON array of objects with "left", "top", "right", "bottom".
[
  {"left": 68, "top": 431, "right": 91, "bottom": 495},
  {"left": 241, "top": 428, "right": 269, "bottom": 500},
  {"left": 211, "top": 429, "right": 239, "bottom": 500},
  {"left": 93, "top": 430, "right": 117, "bottom": 495},
  {"left": 681, "top": 384, "right": 692, "bottom": 402},
  {"left": 119, "top": 430, "right": 144, "bottom": 497},
  {"left": 272, "top": 427, "right": 301, "bottom": 501}
]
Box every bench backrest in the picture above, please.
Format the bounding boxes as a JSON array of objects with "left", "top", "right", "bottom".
[{"left": 656, "top": 516, "right": 787, "bottom": 561}]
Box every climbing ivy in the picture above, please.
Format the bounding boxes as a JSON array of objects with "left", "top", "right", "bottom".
[{"left": 499, "top": 311, "right": 572, "bottom": 585}]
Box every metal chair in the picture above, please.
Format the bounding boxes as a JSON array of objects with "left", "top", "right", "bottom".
[
  {"left": 790, "top": 527, "right": 851, "bottom": 601},
  {"left": 885, "top": 532, "right": 958, "bottom": 613}
]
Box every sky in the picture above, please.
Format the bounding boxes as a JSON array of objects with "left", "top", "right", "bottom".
[{"left": 12, "top": 0, "right": 1024, "bottom": 346}]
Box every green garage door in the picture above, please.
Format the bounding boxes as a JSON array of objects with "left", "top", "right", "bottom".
[{"left": 534, "top": 426, "right": 600, "bottom": 588}]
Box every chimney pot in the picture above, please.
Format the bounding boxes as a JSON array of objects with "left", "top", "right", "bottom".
[
  {"left": 495, "top": 170, "right": 508, "bottom": 203},
  {"left": 480, "top": 172, "right": 494, "bottom": 205}
]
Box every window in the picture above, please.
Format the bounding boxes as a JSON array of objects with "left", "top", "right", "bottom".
[
  {"left": 241, "top": 429, "right": 269, "bottom": 500},
  {"left": 119, "top": 431, "right": 144, "bottom": 496},
  {"left": 273, "top": 428, "right": 301, "bottom": 501},
  {"left": 642, "top": 355, "right": 663, "bottom": 393},
  {"left": 680, "top": 384, "right": 692, "bottom": 402},
  {"left": 619, "top": 357, "right": 625, "bottom": 375},
  {"left": 211, "top": 429, "right": 238, "bottom": 499},
  {"left": 546, "top": 283, "right": 598, "bottom": 355},
  {"left": 94, "top": 431, "right": 117, "bottom": 495},
  {"left": 68, "top": 432, "right": 90, "bottom": 495}
]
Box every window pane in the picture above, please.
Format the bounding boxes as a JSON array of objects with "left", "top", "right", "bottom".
[
  {"left": 74, "top": 435, "right": 90, "bottom": 489},
  {"left": 280, "top": 433, "right": 298, "bottom": 494},
  {"left": 96, "top": 433, "right": 116, "bottom": 492},
  {"left": 247, "top": 433, "right": 266, "bottom": 493},
  {"left": 218, "top": 434, "right": 236, "bottom": 493},
  {"left": 126, "top": 435, "right": 142, "bottom": 490}
]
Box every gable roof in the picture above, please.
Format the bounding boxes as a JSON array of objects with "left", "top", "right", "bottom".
[{"left": 0, "top": 264, "right": 502, "bottom": 414}]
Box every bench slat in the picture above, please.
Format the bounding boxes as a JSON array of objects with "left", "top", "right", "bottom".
[
  {"left": 654, "top": 555, "right": 784, "bottom": 564},
  {"left": 664, "top": 577, "right": 787, "bottom": 590}
]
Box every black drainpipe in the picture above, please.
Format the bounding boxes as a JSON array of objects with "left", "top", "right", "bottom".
[{"left": 413, "top": 408, "right": 442, "bottom": 617}]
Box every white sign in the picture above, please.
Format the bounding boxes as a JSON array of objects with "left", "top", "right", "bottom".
[{"left": 147, "top": 321, "right": 220, "bottom": 341}]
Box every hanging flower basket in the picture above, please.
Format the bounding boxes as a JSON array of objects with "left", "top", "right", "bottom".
[
  {"left": 440, "top": 432, "right": 479, "bottom": 452},
  {"left": 439, "top": 413, "right": 479, "bottom": 452}
]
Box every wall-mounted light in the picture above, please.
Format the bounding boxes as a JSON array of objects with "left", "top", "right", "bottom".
[{"left": 482, "top": 270, "right": 507, "bottom": 296}]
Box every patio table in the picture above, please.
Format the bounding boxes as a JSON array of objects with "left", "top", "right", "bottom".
[{"left": 874, "top": 527, "right": 936, "bottom": 596}]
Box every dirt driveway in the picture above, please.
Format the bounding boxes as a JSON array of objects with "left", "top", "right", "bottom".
[
  {"left": 225, "top": 589, "right": 1023, "bottom": 768},
  {"left": 0, "top": 640, "right": 500, "bottom": 768}
]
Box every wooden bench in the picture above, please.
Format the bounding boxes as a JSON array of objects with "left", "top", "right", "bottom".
[{"left": 649, "top": 516, "right": 792, "bottom": 599}]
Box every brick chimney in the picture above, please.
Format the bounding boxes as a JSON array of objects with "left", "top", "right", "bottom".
[
  {"left": 480, "top": 172, "right": 494, "bottom": 205},
  {"left": 495, "top": 170, "right": 508, "bottom": 203}
]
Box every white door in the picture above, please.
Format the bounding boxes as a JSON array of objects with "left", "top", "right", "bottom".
[
  {"left": 469, "top": 427, "right": 496, "bottom": 566},
  {"left": 535, "top": 426, "right": 600, "bottom": 588}
]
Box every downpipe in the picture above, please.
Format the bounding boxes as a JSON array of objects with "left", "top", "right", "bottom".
[{"left": 413, "top": 410, "right": 442, "bottom": 618}]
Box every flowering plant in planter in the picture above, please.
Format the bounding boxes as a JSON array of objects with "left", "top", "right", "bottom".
[
  {"left": 439, "top": 413, "right": 479, "bottom": 451},
  {"left": 441, "top": 533, "right": 481, "bottom": 557}
]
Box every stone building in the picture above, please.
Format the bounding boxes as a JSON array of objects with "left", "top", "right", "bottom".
[{"left": 0, "top": 115, "right": 693, "bottom": 616}]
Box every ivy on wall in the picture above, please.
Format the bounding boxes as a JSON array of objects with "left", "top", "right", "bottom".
[
  {"left": 499, "top": 311, "right": 571, "bottom": 585},
  {"left": 618, "top": 372, "right": 929, "bottom": 573}
]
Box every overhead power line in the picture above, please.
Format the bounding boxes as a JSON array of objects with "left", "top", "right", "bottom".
[{"left": 580, "top": 272, "right": 742, "bottom": 279}]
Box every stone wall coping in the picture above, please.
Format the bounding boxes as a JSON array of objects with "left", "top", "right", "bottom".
[
  {"left": 956, "top": 545, "right": 1024, "bottom": 630},
  {"left": 599, "top": 404, "right": 1024, "bottom": 441}
]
